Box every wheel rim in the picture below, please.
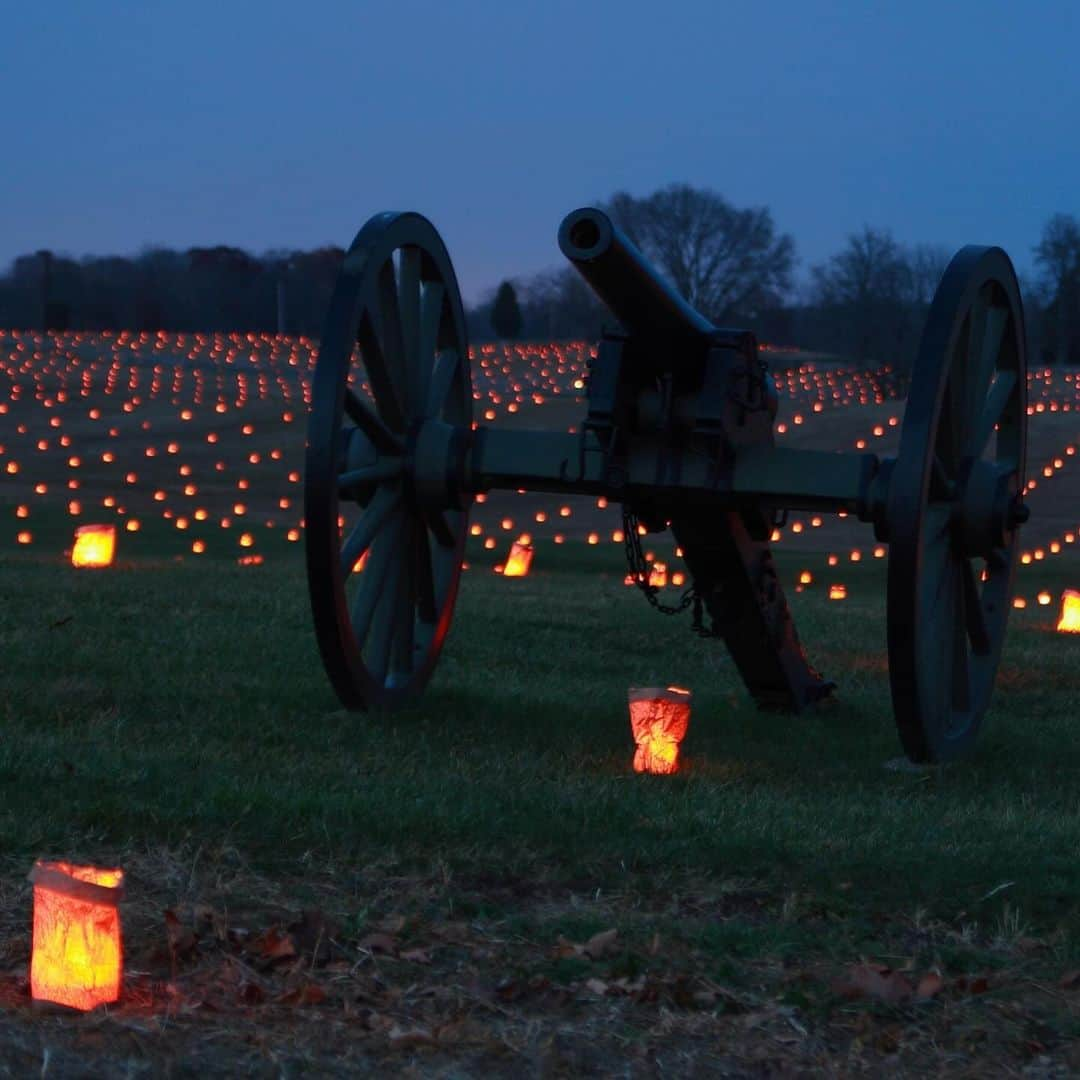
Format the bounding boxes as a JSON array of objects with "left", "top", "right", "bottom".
[
  {"left": 304, "top": 212, "right": 472, "bottom": 709},
  {"left": 886, "top": 246, "right": 1027, "bottom": 763}
]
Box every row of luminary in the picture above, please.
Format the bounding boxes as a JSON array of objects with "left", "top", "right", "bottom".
[
  {"left": 1, "top": 352, "right": 914, "bottom": 561},
  {"left": 1, "top": 331, "right": 598, "bottom": 431},
  {"left": 4, "top": 346, "right": 1076, "bottom": 576}
]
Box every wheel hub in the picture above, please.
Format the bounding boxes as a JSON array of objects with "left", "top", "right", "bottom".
[
  {"left": 954, "top": 458, "right": 1022, "bottom": 557},
  {"left": 409, "top": 418, "right": 470, "bottom": 511}
]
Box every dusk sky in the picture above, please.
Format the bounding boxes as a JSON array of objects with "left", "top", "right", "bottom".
[{"left": 5, "top": 1, "right": 1079, "bottom": 302}]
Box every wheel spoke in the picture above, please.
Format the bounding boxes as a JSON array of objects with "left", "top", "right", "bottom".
[
  {"left": 930, "top": 454, "right": 954, "bottom": 498},
  {"left": 969, "top": 371, "right": 1017, "bottom": 459},
  {"left": 365, "top": 550, "right": 403, "bottom": 687},
  {"left": 951, "top": 568, "right": 972, "bottom": 713},
  {"left": 365, "top": 259, "right": 408, "bottom": 429},
  {"left": 427, "top": 509, "right": 456, "bottom": 548},
  {"left": 389, "top": 521, "right": 417, "bottom": 684},
  {"left": 925, "top": 503, "right": 952, "bottom": 540},
  {"left": 967, "top": 304, "right": 1008, "bottom": 444},
  {"left": 427, "top": 348, "right": 459, "bottom": 418},
  {"left": 339, "top": 485, "right": 400, "bottom": 576},
  {"left": 398, "top": 246, "right": 422, "bottom": 417},
  {"left": 414, "top": 523, "right": 438, "bottom": 623},
  {"left": 338, "top": 459, "right": 403, "bottom": 492},
  {"left": 416, "top": 282, "right": 444, "bottom": 417},
  {"left": 957, "top": 291, "right": 989, "bottom": 446},
  {"left": 351, "top": 512, "right": 404, "bottom": 650},
  {"left": 959, "top": 556, "right": 991, "bottom": 656},
  {"left": 343, "top": 388, "right": 403, "bottom": 455}
]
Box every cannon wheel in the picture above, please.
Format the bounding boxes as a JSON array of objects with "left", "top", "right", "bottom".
[
  {"left": 886, "top": 246, "right": 1027, "bottom": 762},
  {"left": 304, "top": 212, "right": 473, "bottom": 709}
]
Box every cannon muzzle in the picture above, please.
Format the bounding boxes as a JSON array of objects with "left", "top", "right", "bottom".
[{"left": 558, "top": 207, "right": 718, "bottom": 344}]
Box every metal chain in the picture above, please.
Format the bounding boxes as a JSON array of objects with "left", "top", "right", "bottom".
[{"left": 622, "top": 508, "right": 699, "bottom": 617}]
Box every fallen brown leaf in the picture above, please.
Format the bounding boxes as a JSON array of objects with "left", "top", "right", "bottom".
[
  {"left": 237, "top": 981, "right": 265, "bottom": 1005},
  {"left": 584, "top": 928, "right": 619, "bottom": 960},
  {"left": 387, "top": 1024, "right": 434, "bottom": 1046},
  {"left": 1060, "top": 970, "right": 1080, "bottom": 990},
  {"left": 276, "top": 983, "right": 327, "bottom": 1006},
  {"left": 252, "top": 927, "right": 297, "bottom": 962},
  {"left": 915, "top": 972, "right": 944, "bottom": 1000},
  {"left": 552, "top": 936, "right": 582, "bottom": 959},
  {"left": 358, "top": 932, "right": 397, "bottom": 955},
  {"left": 953, "top": 975, "right": 990, "bottom": 996},
  {"left": 835, "top": 963, "right": 913, "bottom": 1004}
]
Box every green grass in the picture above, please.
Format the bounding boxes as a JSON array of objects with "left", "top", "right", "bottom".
[
  {"left": 3, "top": 539, "right": 1080, "bottom": 936},
  {"left": 4, "top": 532, "right": 1080, "bottom": 1072}
]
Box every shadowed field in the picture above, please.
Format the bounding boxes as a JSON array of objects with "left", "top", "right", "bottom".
[{"left": 1, "top": 333, "right": 1080, "bottom": 1074}]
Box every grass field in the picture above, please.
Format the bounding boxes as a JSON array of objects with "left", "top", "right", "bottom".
[{"left": 2, "top": 332, "right": 1080, "bottom": 1074}]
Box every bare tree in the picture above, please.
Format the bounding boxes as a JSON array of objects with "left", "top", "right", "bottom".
[
  {"left": 808, "top": 227, "right": 914, "bottom": 367},
  {"left": 906, "top": 243, "right": 952, "bottom": 306},
  {"left": 1034, "top": 213, "right": 1080, "bottom": 365},
  {"left": 603, "top": 184, "right": 795, "bottom": 322}
]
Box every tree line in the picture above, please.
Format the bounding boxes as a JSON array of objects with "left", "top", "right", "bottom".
[
  {"left": 478, "top": 188, "right": 1079, "bottom": 370},
  {"left": 3, "top": 185, "right": 1079, "bottom": 370},
  {"left": 0, "top": 246, "right": 346, "bottom": 339}
]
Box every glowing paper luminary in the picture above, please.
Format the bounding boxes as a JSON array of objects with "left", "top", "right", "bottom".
[
  {"left": 503, "top": 538, "right": 534, "bottom": 577},
  {"left": 1057, "top": 590, "right": 1080, "bottom": 633},
  {"left": 29, "top": 860, "right": 125, "bottom": 1010},
  {"left": 70, "top": 524, "right": 116, "bottom": 568},
  {"left": 628, "top": 687, "right": 691, "bottom": 775}
]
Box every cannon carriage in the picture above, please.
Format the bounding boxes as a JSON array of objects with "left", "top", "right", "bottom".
[{"left": 304, "top": 207, "right": 1029, "bottom": 763}]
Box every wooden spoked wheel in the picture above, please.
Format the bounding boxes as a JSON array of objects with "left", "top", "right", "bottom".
[
  {"left": 305, "top": 213, "right": 473, "bottom": 709},
  {"left": 886, "top": 246, "right": 1028, "bottom": 762}
]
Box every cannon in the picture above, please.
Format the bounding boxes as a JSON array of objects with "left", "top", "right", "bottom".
[{"left": 304, "top": 208, "right": 1029, "bottom": 763}]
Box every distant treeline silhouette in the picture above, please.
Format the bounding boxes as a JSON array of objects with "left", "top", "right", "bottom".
[
  {"left": 1, "top": 186, "right": 1077, "bottom": 370},
  {"left": 0, "top": 246, "right": 346, "bottom": 338}
]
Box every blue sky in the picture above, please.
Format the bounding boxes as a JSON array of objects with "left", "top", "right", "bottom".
[{"left": 4, "top": 1, "right": 1078, "bottom": 301}]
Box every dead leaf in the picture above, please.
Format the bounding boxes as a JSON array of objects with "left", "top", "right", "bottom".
[
  {"left": 237, "top": 981, "right": 265, "bottom": 1005},
  {"left": 430, "top": 921, "right": 471, "bottom": 943},
  {"left": 552, "top": 935, "right": 582, "bottom": 959},
  {"left": 584, "top": 928, "right": 619, "bottom": 960},
  {"left": 252, "top": 927, "right": 297, "bottom": 962},
  {"left": 358, "top": 932, "right": 397, "bottom": 956},
  {"left": 1060, "top": 970, "right": 1080, "bottom": 990},
  {"left": 953, "top": 974, "right": 990, "bottom": 996},
  {"left": 835, "top": 963, "right": 913, "bottom": 1004},
  {"left": 915, "top": 972, "right": 944, "bottom": 1000},
  {"left": 388, "top": 1024, "right": 434, "bottom": 1046},
  {"left": 276, "top": 983, "right": 327, "bottom": 1006},
  {"left": 1016, "top": 936, "right": 1048, "bottom": 953},
  {"left": 399, "top": 947, "right": 432, "bottom": 964}
]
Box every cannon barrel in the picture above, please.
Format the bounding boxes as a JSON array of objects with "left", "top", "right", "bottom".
[{"left": 558, "top": 207, "right": 718, "bottom": 344}]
